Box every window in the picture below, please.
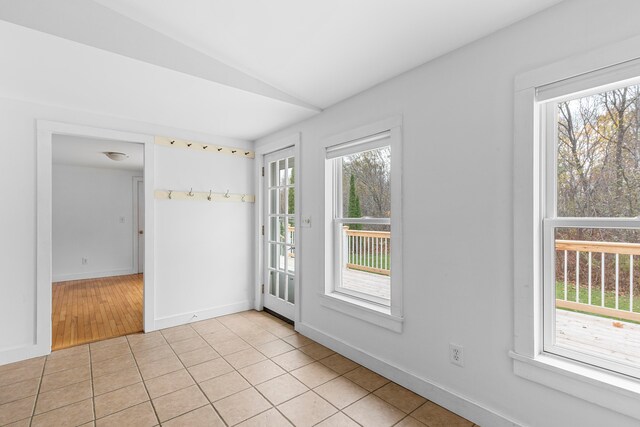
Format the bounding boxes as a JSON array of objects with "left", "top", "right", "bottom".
[
  {"left": 512, "top": 41, "right": 640, "bottom": 419},
  {"left": 542, "top": 79, "right": 640, "bottom": 378},
  {"left": 322, "top": 119, "right": 403, "bottom": 331}
]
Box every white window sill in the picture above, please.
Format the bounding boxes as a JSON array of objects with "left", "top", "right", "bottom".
[
  {"left": 509, "top": 351, "right": 640, "bottom": 421},
  {"left": 319, "top": 292, "right": 403, "bottom": 333}
]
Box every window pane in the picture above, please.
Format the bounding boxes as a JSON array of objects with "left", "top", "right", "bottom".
[
  {"left": 278, "top": 159, "right": 286, "bottom": 186},
  {"left": 287, "top": 218, "right": 295, "bottom": 245},
  {"left": 269, "top": 190, "right": 277, "bottom": 214},
  {"left": 556, "top": 85, "right": 640, "bottom": 217},
  {"left": 340, "top": 146, "right": 391, "bottom": 219},
  {"left": 287, "top": 275, "right": 295, "bottom": 303},
  {"left": 269, "top": 161, "right": 277, "bottom": 187},
  {"left": 288, "top": 157, "right": 295, "bottom": 185},
  {"left": 551, "top": 227, "right": 640, "bottom": 369},
  {"left": 338, "top": 223, "right": 391, "bottom": 303}
]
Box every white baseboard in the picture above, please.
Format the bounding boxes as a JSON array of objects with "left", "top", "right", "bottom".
[
  {"left": 53, "top": 269, "right": 137, "bottom": 282},
  {"left": 153, "top": 300, "right": 254, "bottom": 331},
  {"left": 296, "top": 322, "right": 521, "bottom": 427},
  {"left": 0, "top": 342, "right": 50, "bottom": 366}
]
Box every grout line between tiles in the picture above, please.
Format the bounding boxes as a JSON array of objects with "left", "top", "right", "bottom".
[
  {"left": 27, "top": 358, "right": 46, "bottom": 427},
  {"left": 126, "top": 334, "right": 161, "bottom": 426}
]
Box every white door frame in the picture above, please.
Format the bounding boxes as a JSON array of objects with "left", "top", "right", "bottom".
[
  {"left": 37, "top": 120, "right": 156, "bottom": 356},
  {"left": 254, "top": 133, "right": 301, "bottom": 324},
  {"left": 133, "top": 176, "right": 144, "bottom": 274}
]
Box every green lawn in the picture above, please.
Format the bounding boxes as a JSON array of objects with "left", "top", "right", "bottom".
[
  {"left": 556, "top": 281, "right": 640, "bottom": 323},
  {"left": 349, "top": 253, "right": 390, "bottom": 270}
]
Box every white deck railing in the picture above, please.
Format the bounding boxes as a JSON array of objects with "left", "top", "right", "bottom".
[
  {"left": 556, "top": 240, "right": 640, "bottom": 323},
  {"left": 343, "top": 227, "right": 390, "bottom": 276}
]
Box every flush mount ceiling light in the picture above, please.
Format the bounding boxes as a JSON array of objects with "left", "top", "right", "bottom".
[{"left": 104, "top": 152, "right": 128, "bottom": 161}]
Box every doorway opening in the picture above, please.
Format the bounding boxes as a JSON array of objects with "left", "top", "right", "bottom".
[{"left": 51, "top": 135, "right": 145, "bottom": 350}]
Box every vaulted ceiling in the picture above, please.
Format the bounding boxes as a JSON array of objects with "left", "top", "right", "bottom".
[{"left": 0, "top": 0, "right": 563, "bottom": 140}]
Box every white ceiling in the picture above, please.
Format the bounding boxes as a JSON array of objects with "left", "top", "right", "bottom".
[
  {"left": 53, "top": 135, "right": 144, "bottom": 171},
  {"left": 0, "top": 0, "right": 564, "bottom": 140}
]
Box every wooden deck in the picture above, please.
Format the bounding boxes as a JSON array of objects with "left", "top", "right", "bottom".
[
  {"left": 556, "top": 310, "right": 640, "bottom": 366},
  {"left": 342, "top": 267, "right": 390, "bottom": 299}
]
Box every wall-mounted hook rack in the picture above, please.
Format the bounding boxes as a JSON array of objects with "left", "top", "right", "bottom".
[
  {"left": 155, "top": 189, "right": 255, "bottom": 203},
  {"left": 155, "top": 136, "right": 255, "bottom": 159}
]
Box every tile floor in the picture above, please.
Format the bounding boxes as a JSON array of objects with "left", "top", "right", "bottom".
[{"left": 0, "top": 310, "right": 477, "bottom": 427}]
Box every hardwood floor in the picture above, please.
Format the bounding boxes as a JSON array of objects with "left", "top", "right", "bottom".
[{"left": 52, "top": 274, "right": 143, "bottom": 351}]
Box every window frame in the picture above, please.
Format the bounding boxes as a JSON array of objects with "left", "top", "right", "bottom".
[
  {"left": 322, "top": 117, "right": 403, "bottom": 332},
  {"left": 512, "top": 36, "right": 640, "bottom": 421}
]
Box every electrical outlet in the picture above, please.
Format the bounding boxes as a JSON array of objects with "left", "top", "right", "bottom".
[
  {"left": 82, "top": 257, "right": 88, "bottom": 265},
  {"left": 449, "top": 343, "right": 464, "bottom": 367}
]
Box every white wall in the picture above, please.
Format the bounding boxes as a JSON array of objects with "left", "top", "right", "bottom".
[
  {"left": 52, "top": 164, "right": 141, "bottom": 281},
  {"left": 0, "top": 94, "right": 254, "bottom": 363},
  {"left": 255, "top": 1, "right": 640, "bottom": 426}
]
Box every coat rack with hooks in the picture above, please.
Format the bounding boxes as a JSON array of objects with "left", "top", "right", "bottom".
[
  {"left": 155, "top": 136, "right": 254, "bottom": 159},
  {"left": 154, "top": 189, "right": 255, "bottom": 203}
]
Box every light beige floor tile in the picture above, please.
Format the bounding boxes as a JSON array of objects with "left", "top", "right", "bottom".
[
  {"left": 128, "top": 333, "right": 167, "bottom": 353},
  {"left": 314, "top": 377, "right": 368, "bottom": 409},
  {"left": 89, "top": 336, "right": 127, "bottom": 351},
  {"left": 201, "top": 329, "right": 239, "bottom": 346},
  {"left": 152, "top": 384, "right": 208, "bottom": 422},
  {"left": 318, "top": 354, "right": 359, "bottom": 375},
  {"left": 291, "top": 362, "right": 339, "bottom": 388},
  {"left": 271, "top": 350, "right": 315, "bottom": 372},
  {"left": 44, "top": 352, "right": 90, "bottom": 375},
  {"left": 0, "top": 357, "right": 44, "bottom": 373},
  {"left": 240, "top": 330, "right": 279, "bottom": 347},
  {"left": 132, "top": 344, "right": 175, "bottom": 365},
  {"left": 0, "top": 377, "right": 40, "bottom": 405},
  {"left": 34, "top": 379, "right": 92, "bottom": 414},
  {"left": 31, "top": 398, "right": 94, "bottom": 427},
  {"left": 93, "top": 367, "right": 142, "bottom": 396},
  {"left": 40, "top": 365, "right": 90, "bottom": 392},
  {"left": 316, "top": 412, "right": 361, "bottom": 427},
  {"left": 374, "top": 382, "right": 426, "bottom": 413},
  {"left": 0, "top": 395, "right": 36, "bottom": 425},
  {"left": 282, "top": 334, "right": 314, "bottom": 348},
  {"left": 92, "top": 354, "right": 136, "bottom": 378},
  {"left": 0, "top": 363, "right": 43, "bottom": 388},
  {"left": 238, "top": 359, "right": 286, "bottom": 385},
  {"left": 144, "top": 369, "right": 194, "bottom": 399},
  {"left": 163, "top": 404, "right": 225, "bottom": 426},
  {"left": 4, "top": 417, "right": 31, "bottom": 427},
  {"left": 94, "top": 382, "right": 149, "bottom": 419},
  {"left": 188, "top": 357, "right": 234, "bottom": 383},
  {"left": 177, "top": 345, "right": 220, "bottom": 367},
  {"left": 199, "top": 371, "right": 251, "bottom": 402},
  {"left": 48, "top": 345, "right": 88, "bottom": 361},
  {"left": 90, "top": 342, "right": 131, "bottom": 363},
  {"left": 138, "top": 355, "right": 183, "bottom": 380},
  {"left": 170, "top": 336, "right": 208, "bottom": 355},
  {"left": 277, "top": 391, "right": 337, "bottom": 427},
  {"left": 411, "top": 402, "right": 473, "bottom": 427},
  {"left": 343, "top": 394, "right": 405, "bottom": 427},
  {"left": 161, "top": 325, "right": 199, "bottom": 344},
  {"left": 255, "top": 340, "right": 295, "bottom": 358},
  {"left": 126, "top": 331, "right": 162, "bottom": 345},
  {"left": 298, "top": 343, "right": 335, "bottom": 360},
  {"left": 237, "top": 408, "right": 292, "bottom": 426},
  {"left": 191, "top": 318, "right": 226, "bottom": 336},
  {"left": 395, "top": 416, "right": 429, "bottom": 427},
  {"left": 211, "top": 337, "right": 252, "bottom": 356},
  {"left": 213, "top": 387, "right": 272, "bottom": 426},
  {"left": 225, "top": 348, "right": 267, "bottom": 370},
  {"left": 266, "top": 324, "right": 297, "bottom": 338},
  {"left": 343, "top": 366, "right": 389, "bottom": 392},
  {"left": 95, "top": 401, "right": 157, "bottom": 427},
  {"left": 255, "top": 373, "right": 308, "bottom": 406}
]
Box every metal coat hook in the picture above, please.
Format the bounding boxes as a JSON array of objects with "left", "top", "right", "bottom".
[
  {"left": 207, "top": 190, "right": 213, "bottom": 201},
  {"left": 241, "top": 194, "right": 246, "bottom": 202},
  {"left": 244, "top": 151, "right": 250, "bottom": 156},
  {"left": 187, "top": 143, "right": 192, "bottom": 147},
  {"left": 231, "top": 150, "right": 237, "bottom": 154},
  {"left": 203, "top": 145, "right": 208, "bottom": 150},
  {"left": 217, "top": 148, "right": 223, "bottom": 152},
  {"left": 170, "top": 140, "right": 175, "bottom": 145},
  {"left": 168, "top": 190, "right": 173, "bottom": 199},
  {"left": 187, "top": 188, "right": 194, "bottom": 197},
  {"left": 224, "top": 190, "right": 230, "bottom": 198}
]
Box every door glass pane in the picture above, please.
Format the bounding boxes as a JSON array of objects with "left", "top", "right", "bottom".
[
  {"left": 269, "top": 244, "right": 277, "bottom": 269},
  {"left": 287, "top": 276, "right": 295, "bottom": 303},
  {"left": 269, "top": 270, "right": 276, "bottom": 295},
  {"left": 277, "top": 218, "right": 286, "bottom": 243},
  {"left": 270, "top": 190, "right": 277, "bottom": 214},
  {"left": 278, "top": 271, "right": 286, "bottom": 299},
  {"left": 270, "top": 161, "right": 277, "bottom": 187},
  {"left": 278, "top": 159, "right": 286, "bottom": 186},
  {"left": 278, "top": 188, "right": 286, "bottom": 214},
  {"left": 269, "top": 217, "right": 277, "bottom": 241},
  {"left": 287, "top": 218, "right": 295, "bottom": 245},
  {"left": 287, "top": 246, "right": 295, "bottom": 273},
  {"left": 288, "top": 157, "right": 295, "bottom": 185}
]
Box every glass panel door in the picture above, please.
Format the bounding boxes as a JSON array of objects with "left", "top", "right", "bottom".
[{"left": 263, "top": 148, "right": 296, "bottom": 320}]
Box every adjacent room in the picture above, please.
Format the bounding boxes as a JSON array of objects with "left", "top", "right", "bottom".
[{"left": 1, "top": 0, "right": 640, "bottom": 426}]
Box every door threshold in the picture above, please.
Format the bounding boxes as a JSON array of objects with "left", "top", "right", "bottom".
[{"left": 263, "top": 307, "right": 294, "bottom": 326}]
